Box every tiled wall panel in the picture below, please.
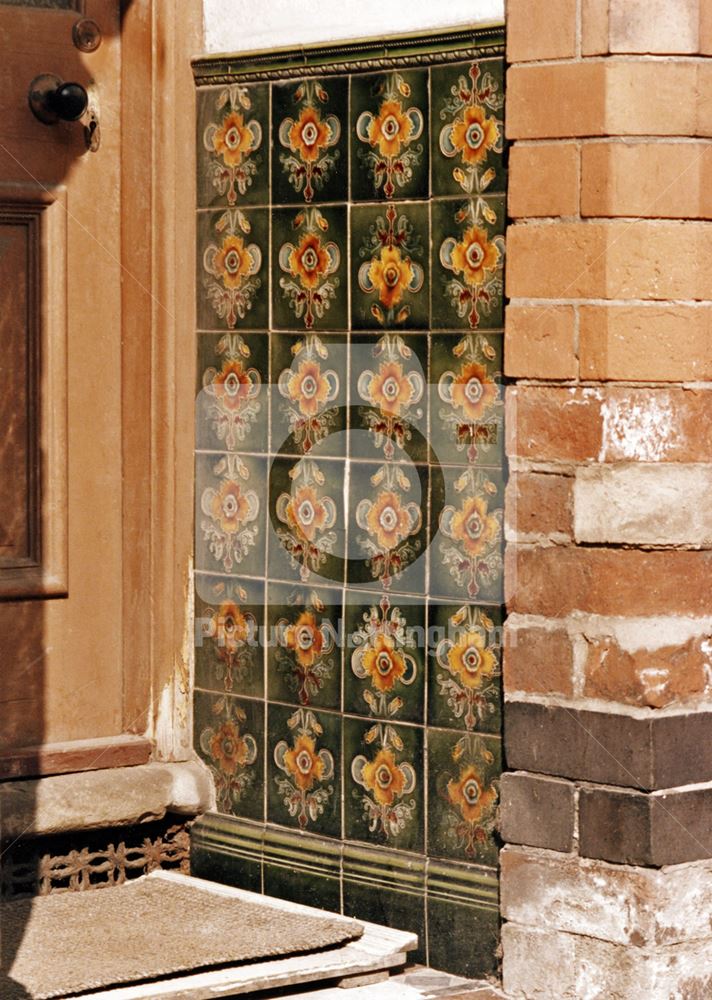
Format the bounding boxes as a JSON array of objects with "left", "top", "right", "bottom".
[{"left": 192, "top": 26, "right": 505, "bottom": 978}]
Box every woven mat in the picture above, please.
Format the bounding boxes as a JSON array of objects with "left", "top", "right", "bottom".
[{"left": 2, "top": 877, "right": 363, "bottom": 999}]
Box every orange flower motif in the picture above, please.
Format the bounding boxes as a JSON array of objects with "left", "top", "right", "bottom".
[
  {"left": 447, "top": 765, "right": 497, "bottom": 823},
  {"left": 212, "top": 110, "right": 254, "bottom": 168},
  {"left": 285, "top": 485, "right": 330, "bottom": 543},
  {"left": 367, "top": 99, "right": 414, "bottom": 158},
  {"left": 287, "top": 106, "right": 331, "bottom": 163},
  {"left": 450, "top": 226, "right": 500, "bottom": 288},
  {"left": 450, "top": 362, "right": 497, "bottom": 423},
  {"left": 210, "top": 480, "right": 252, "bottom": 535},
  {"left": 366, "top": 361, "right": 414, "bottom": 418},
  {"left": 284, "top": 733, "right": 325, "bottom": 791},
  {"left": 450, "top": 105, "right": 500, "bottom": 166},
  {"left": 449, "top": 495, "right": 499, "bottom": 559},
  {"left": 213, "top": 235, "right": 253, "bottom": 290},
  {"left": 362, "top": 749, "right": 406, "bottom": 806},
  {"left": 366, "top": 490, "right": 412, "bottom": 551},
  {"left": 447, "top": 629, "right": 497, "bottom": 691},
  {"left": 288, "top": 233, "right": 332, "bottom": 291},
  {"left": 209, "top": 721, "right": 250, "bottom": 775},
  {"left": 286, "top": 359, "right": 331, "bottom": 418},
  {"left": 361, "top": 634, "right": 406, "bottom": 693},
  {"left": 283, "top": 611, "right": 324, "bottom": 668},
  {"left": 215, "top": 601, "right": 249, "bottom": 655},
  {"left": 212, "top": 359, "right": 253, "bottom": 411},
  {"left": 367, "top": 246, "right": 415, "bottom": 310}
]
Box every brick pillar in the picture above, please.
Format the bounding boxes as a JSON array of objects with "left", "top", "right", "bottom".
[{"left": 502, "top": 1, "right": 712, "bottom": 995}]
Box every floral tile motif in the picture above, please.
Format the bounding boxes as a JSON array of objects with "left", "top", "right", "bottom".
[
  {"left": 197, "top": 83, "right": 268, "bottom": 208},
  {"left": 431, "top": 197, "right": 504, "bottom": 331},
  {"left": 344, "top": 592, "right": 425, "bottom": 724},
  {"left": 430, "top": 464, "right": 504, "bottom": 603},
  {"left": 427, "top": 728, "right": 500, "bottom": 865},
  {"left": 428, "top": 602, "right": 502, "bottom": 734},
  {"left": 273, "top": 77, "right": 348, "bottom": 204},
  {"left": 195, "top": 452, "right": 267, "bottom": 576},
  {"left": 194, "top": 690, "right": 264, "bottom": 821},
  {"left": 273, "top": 206, "right": 348, "bottom": 331},
  {"left": 350, "top": 332, "right": 427, "bottom": 463},
  {"left": 268, "top": 705, "right": 341, "bottom": 836},
  {"left": 267, "top": 581, "right": 342, "bottom": 710},
  {"left": 196, "top": 332, "right": 268, "bottom": 454},
  {"left": 351, "top": 202, "right": 429, "bottom": 330},
  {"left": 430, "top": 332, "right": 503, "bottom": 467},
  {"left": 351, "top": 69, "right": 428, "bottom": 201},
  {"left": 270, "top": 333, "right": 347, "bottom": 458},
  {"left": 431, "top": 58, "right": 505, "bottom": 199},
  {"left": 347, "top": 460, "right": 428, "bottom": 594},
  {"left": 197, "top": 208, "right": 268, "bottom": 330},
  {"left": 345, "top": 718, "right": 423, "bottom": 853},
  {"left": 195, "top": 574, "right": 265, "bottom": 698},
  {"left": 268, "top": 456, "right": 346, "bottom": 586}
]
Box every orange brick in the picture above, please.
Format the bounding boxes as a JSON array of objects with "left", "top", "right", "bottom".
[
  {"left": 507, "top": 386, "right": 712, "bottom": 463},
  {"left": 508, "top": 61, "right": 712, "bottom": 140},
  {"left": 506, "top": 546, "right": 712, "bottom": 617},
  {"left": 701, "top": 1, "right": 712, "bottom": 55},
  {"left": 584, "top": 634, "right": 712, "bottom": 708},
  {"left": 608, "top": 0, "right": 699, "bottom": 54},
  {"left": 509, "top": 143, "right": 579, "bottom": 218},
  {"left": 507, "top": 221, "right": 712, "bottom": 301},
  {"left": 506, "top": 472, "right": 573, "bottom": 537},
  {"left": 581, "top": 141, "right": 712, "bottom": 219},
  {"left": 581, "top": 0, "right": 609, "bottom": 55},
  {"left": 505, "top": 305, "right": 577, "bottom": 380},
  {"left": 507, "top": 0, "right": 577, "bottom": 62},
  {"left": 579, "top": 305, "right": 712, "bottom": 381},
  {"left": 504, "top": 625, "right": 574, "bottom": 697}
]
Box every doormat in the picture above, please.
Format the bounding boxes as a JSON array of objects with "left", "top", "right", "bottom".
[{"left": 3, "top": 873, "right": 363, "bottom": 998}]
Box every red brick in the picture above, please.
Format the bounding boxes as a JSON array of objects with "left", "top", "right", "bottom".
[
  {"left": 579, "top": 305, "right": 712, "bottom": 382},
  {"left": 506, "top": 472, "right": 573, "bottom": 538},
  {"left": 509, "top": 143, "right": 579, "bottom": 219},
  {"left": 505, "top": 304, "right": 577, "bottom": 380},
  {"left": 506, "top": 386, "right": 603, "bottom": 463},
  {"left": 507, "top": 63, "right": 606, "bottom": 139},
  {"left": 504, "top": 625, "right": 574, "bottom": 697},
  {"left": 507, "top": 0, "right": 577, "bottom": 62},
  {"left": 507, "top": 546, "right": 712, "bottom": 617}
]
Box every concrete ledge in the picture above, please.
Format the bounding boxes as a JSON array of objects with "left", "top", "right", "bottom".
[{"left": 0, "top": 760, "right": 214, "bottom": 840}]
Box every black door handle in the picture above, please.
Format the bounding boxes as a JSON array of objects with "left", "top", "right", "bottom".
[{"left": 28, "top": 74, "right": 88, "bottom": 124}]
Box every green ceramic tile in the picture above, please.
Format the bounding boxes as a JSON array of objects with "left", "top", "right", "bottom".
[
  {"left": 429, "top": 464, "right": 504, "bottom": 603},
  {"left": 427, "top": 728, "right": 500, "bottom": 865},
  {"left": 264, "top": 863, "right": 341, "bottom": 911},
  {"left": 272, "top": 77, "right": 348, "bottom": 205},
  {"left": 344, "top": 879, "right": 426, "bottom": 964},
  {"left": 429, "top": 331, "right": 503, "bottom": 468},
  {"left": 351, "top": 202, "right": 430, "bottom": 330},
  {"left": 197, "top": 83, "right": 269, "bottom": 209},
  {"left": 195, "top": 574, "right": 265, "bottom": 698},
  {"left": 346, "top": 460, "right": 428, "bottom": 595},
  {"left": 195, "top": 452, "right": 267, "bottom": 576},
  {"left": 190, "top": 841, "right": 263, "bottom": 894},
  {"left": 267, "top": 581, "right": 343, "bottom": 710},
  {"left": 431, "top": 197, "right": 504, "bottom": 331},
  {"left": 267, "top": 703, "right": 342, "bottom": 838},
  {"left": 427, "top": 896, "right": 499, "bottom": 978},
  {"left": 350, "top": 332, "right": 428, "bottom": 463},
  {"left": 431, "top": 58, "right": 505, "bottom": 200},
  {"left": 350, "top": 69, "right": 429, "bottom": 202},
  {"left": 270, "top": 332, "right": 348, "bottom": 458},
  {"left": 272, "top": 205, "right": 348, "bottom": 331},
  {"left": 267, "top": 455, "right": 347, "bottom": 587},
  {"left": 344, "top": 590, "right": 425, "bottom": 724},
  {"left": 197, "top": 208, "right": 269, "bottom": 331},
  {"left": 193, "top": 690, "right": 264, "bottom": 821},
  {"left": 196, "top": 331, "right": 268, "bottom": 454},
  {"left": 344, "top": 717, "right": 424, "bottom": 853},
  {"left": 427, "top": 601, "right": 502, "bottom": 734}
]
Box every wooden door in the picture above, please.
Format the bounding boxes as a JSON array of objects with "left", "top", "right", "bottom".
[{"left": 0, "top": 0, "right": 200, "bottom": 777}]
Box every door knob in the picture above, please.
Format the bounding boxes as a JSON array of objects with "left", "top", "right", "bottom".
[{"left": 28, "top": 73, "right": 88, "bottom": 124}]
